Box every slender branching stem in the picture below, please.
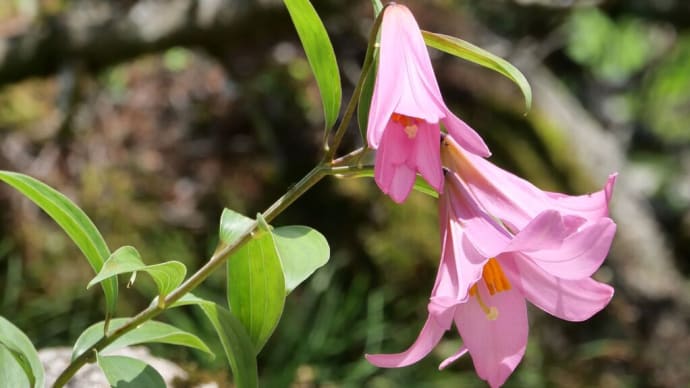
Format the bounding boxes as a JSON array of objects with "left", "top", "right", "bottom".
[
  {"left": 322, "top": 8, "right": 385, "bottom": 162},
  {"left": 328, "top": 164, "right": 374, "bottom": 176},
  {"left": 52, "top": 163, "right": 376, "bottom": 386},
  {"left": 52, "top": 163, "right": 331, "bottom": 387},
  {"left": 53, "top": 6, "right": 392, "bottom": 387},
  {"left": 330, "top": 146, "right": 369, "bottom": 166}
]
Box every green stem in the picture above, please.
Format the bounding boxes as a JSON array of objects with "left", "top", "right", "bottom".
[
  {"left": 331, "top": 146, "right": 369, "bottom": 166},
  {"left": 323, "top": 9, "right": 385, "bottom": 162},
  {"left": 328, "top": 164, "right": 374, "bottom": 176},
  {"left": 52, "top": 164, "right": 329, "bottom": 388},
  {"left": 53, "top": 8, "right": 392, "bottom": 386}
]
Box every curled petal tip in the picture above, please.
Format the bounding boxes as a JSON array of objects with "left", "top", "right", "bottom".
[
  {"left": 439, "top": 347, "right": 468, "bottom": 370},
  {"left": 605, "top": 173, "right": 618, "bottom": 203}
]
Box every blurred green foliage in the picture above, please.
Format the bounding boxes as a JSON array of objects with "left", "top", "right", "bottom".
[
  {"left": 566, "top": 8, "right": 654, "bottom": 84},
  {"left": 642, "top": 36, "right": 690, "bottom": 144}
]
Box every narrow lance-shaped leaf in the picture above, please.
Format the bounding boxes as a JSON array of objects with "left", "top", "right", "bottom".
[
  {"left": 226, "top": 226, "right": 286, "bottom": 352},
  {"left": 283, "top": 0, "right": 342, "bottom": 130},
  {"left": 96, "top": 353, "right": 166, "bottom": 388},
  {"left": 0, "top": 346, "right": 31, "bottom": 388},
  {"left": 371, "top": 0, "right": 383, "bottom": 16},
  {"left": 356, "top": 5, "right": 386, "bottom": 142},
  {"left": 357, "top": 50, "right": 378, "bottom": 142},
  {"left": 199, "top": 302, "right": 259, "bottom": 388},
  {"left": 88, "top": 246, "right": 186, "bottom": 299},
  {"left": 0, "top": 171, "right": 118, "bottom": 319},
  {"left": 271, "top": 225, "right": 330, "bottom": 293},
  {"left": 72, "top": 319, "right": 213, "bottom": 360},
  {"left": 0, "top": 316, "right": 45, "bottom": 388},
  {"left": 162, "top": 295, "right": 258, "bottom": 388},
  {"left": 422, "top": 31, "right": 532, "bottom": 112}
]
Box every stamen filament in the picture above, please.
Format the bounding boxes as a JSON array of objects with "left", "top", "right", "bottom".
[
  {"left": 468, "top": 259, "right": 512, "bottom": 321},
  {"left": 470, "top": 284, "right": 499, "bottom": 321}
]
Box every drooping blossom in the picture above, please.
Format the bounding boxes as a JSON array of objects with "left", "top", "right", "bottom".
[
  {"left": 440, "top": 133, "right": 617, "bottom": 232},
  {"left": 366, "top": 135, "right": 617, "bottom": 387},
  {"left": 367, "top": 4, "right": 490, "bottom": 203}
]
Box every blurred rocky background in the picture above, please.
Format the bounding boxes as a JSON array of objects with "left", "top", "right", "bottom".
[{"left": 1, "top": 0, "right": 689, "bottom": 386}]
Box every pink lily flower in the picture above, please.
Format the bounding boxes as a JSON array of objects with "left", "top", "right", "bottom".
[
  {"left": 367, "top": 137, "right": 617, "bottom": 387},
  {"left": 367, "top": 4, "right": 490, "bottom": 203},
  {"left": 440, "top": 134, "right": 617, "bottom": 232}
]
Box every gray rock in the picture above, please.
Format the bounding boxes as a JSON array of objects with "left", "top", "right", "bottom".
[{"left": 39, "top": 346, "right": 217, "bottom": 387}]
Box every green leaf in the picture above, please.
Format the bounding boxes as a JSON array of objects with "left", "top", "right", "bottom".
[
  {"left": 422, "top": 31, "right": 532, "bottom": 112},
  {"left": 141, "top": 262, "right": 186, "bottom": 298},
  {"left": 150, "top": 295, "right": 258, "bottom": 388},
  {"left": 219, "top": 208, "right": 255, "bottom": 246},
  {"left": 227, "top": 229, "right": 286, "bottom": 352},
  {"left": 97, "top": 354, "right": 166, "bottom": 388},
  {"left": 0, "top": 171, "right": 118, "bottom": 317},
  {"left": 283, "top": 0, "right": 342, "bottom": 130},
  {"left": 272, "top": 226, "right": 329, "bottom": 293},
  {"left": 87, "top": 246, "right": 186, "bottom": 299},
  {"left": 198, "top": 303, "right": 258, "bottom": 388},
  {"left": 0, "top": 346, "right": 31, "bottom": 388},
  {"left": 357, "top": 51, "right": 378, "bottom": 142},
  {"left": 371, "top": 0, "right": 383, "bottom": 16},
  {"left": 0, "top": 316, "right": 44, "bottom": 388},
  {"left": 72, "top": 319, "right": 213, "bottom": 360}
]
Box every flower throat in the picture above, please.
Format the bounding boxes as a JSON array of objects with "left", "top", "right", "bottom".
[
  {"left": 392, "top": 113, "right": 421, "bottom": 139},
  {"left": 469, "top": 258, "right": 511, "bottom": 321}
]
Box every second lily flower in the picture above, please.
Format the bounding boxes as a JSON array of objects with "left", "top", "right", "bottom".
[{"left": 367, "top": 3, "right": 489, "bottom": 203}]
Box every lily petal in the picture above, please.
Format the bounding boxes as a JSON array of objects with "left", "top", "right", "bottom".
[
  {"left": 466, "top": 149, "right": 615, "bottom": 229},
  {"left": 387, "top": 164, "right": 416, "bottom": 204},
  {"left": 414, "top": 121, "right": 443, "bottom": 192},
  {"left": 503, "top": 257, "right": 614, "bottom": 322},
  {"left": 544, "top": 173, "right": 617, "bottom": 215},
  {"left": 366, "top": 9, "right": 404, "bottom": 148},
  {"left": 442, "top": 110, "right": 490, "bottom": 157},
  {"left": 436, "top": 196, "right": 485, "bottom": 302},
  {"left": 374, "top": 125, "right": 417, "bottom": 203},
  {"left": 432, "top": 217, "right": 466, "bottom": 300},
  {"left": 455, "top": 285, "right": 528, "bottom": 388},
  {"left": 451, "top": 222, "right": 485, "bottom": 299},
  {"left": 439, "top": 346, "right": 468, "bottom": 370},
  {"left": 503, "top": 210, "right": 572, "bottom": 253},
  {"left": 445, "top": 173, "right": 511, "bottom": 258},
  {"left": 381, "top": 121, "right": 412, "bottom": 165},
  {"left": 442, "top": 135, "right": 615, "bottom": 230},
  {"left": 383, "top": 5, "right": 445, "bottom": 123},
  {"left": 522, "top": 218, "right": 617, "bottom": 279},
  {"left": 366, "top": 313, "right": 450, "bottom": 368}
]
